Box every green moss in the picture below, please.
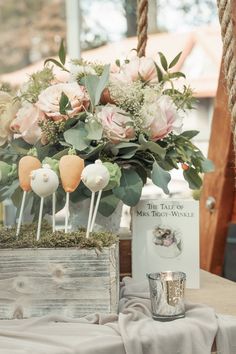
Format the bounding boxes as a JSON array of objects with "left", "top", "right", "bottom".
[{"left": 0, "top": 223, "right": 118, "bottom": 250}]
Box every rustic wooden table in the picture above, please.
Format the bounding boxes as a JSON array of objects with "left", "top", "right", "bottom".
[
  {"left": 187, "top": 270, "right": 236, "bottom": 354},
  {"left": 187, "top": 270, "right": 236, "bottom": 316}
]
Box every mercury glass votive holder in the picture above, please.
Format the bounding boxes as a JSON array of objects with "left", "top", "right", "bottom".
[{"left": 147, "top": 271, "right": 186, "bottom": 321}]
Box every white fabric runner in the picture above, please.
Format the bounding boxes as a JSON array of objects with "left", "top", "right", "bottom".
[{"left": 0, "top": 277, "right": 235, "bottom": 354}]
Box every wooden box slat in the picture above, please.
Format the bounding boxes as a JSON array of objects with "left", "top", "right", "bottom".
[{"left": 0, "top": 244, "right": 119, "bottom": 319}]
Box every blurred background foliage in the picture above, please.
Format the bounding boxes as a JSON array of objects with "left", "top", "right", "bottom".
[{"left": 0, "top": 0, "right": 217, "bottom": 74}]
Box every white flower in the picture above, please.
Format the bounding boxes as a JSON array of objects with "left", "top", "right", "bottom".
[{"left": 70, "top": 63, "right": 96, "bottom": 81}]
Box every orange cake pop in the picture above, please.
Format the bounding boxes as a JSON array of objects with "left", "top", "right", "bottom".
[
  {"left": 59, "top": 149, "right": 84, "bottom": 233},
  {"left": 16, "top": 151, "right": 41, "bottom": 237},
  {"left": 19, "top": 155, "right": 41, "bottom": 192},
  {"left": 59, "top": 152, "right": 84, "bottom": 193}
]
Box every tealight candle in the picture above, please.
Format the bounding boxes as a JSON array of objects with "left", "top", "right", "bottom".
[{"left": 147, "top": 271, "right": 186, "bottom": 321}]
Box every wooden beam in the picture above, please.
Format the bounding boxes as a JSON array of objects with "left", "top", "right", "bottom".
[{"left": 200, "top": 61, "right": 235, "bottom": 275}]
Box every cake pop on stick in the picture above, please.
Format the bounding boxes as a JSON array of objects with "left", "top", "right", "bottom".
[
  {"left": 59, "top": 149, "right": 84, "bottom": 233},
  {"left": 16, "top": 150, "right": 41, "bottom": 237},
  {"left": 65, "top": 191, "right": 70, "bottom": 233},
  {"left": 30, "top": 164, "right": 59, "bottom": 240},
  {"left": 42, "top": 157, "right": 59, "bottom": 233},
  {"left": 86, "top": 191, "right": 95, "bottom": 238},
  {"left": 52, "top": 192, "right": 56, "bottom": 233},
  {"left": 89, "top": 189, "right": 102, "bottom": 233},
  {"left": 81, "top": 160, "right": 110, "bottom": 238}
]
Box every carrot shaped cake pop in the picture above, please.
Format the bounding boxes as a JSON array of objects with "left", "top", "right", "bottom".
[
  {"left": 16, "top": 149, "right": 41, "bottom": 237},
  {"left": 59, "top": 149, "right": 84, "bottom": 233}
]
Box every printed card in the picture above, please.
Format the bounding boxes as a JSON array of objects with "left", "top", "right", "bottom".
[{"left": 132, "top": 199, "right": 199, "bottom": 288}]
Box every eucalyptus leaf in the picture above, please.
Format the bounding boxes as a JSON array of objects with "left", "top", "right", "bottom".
[
  {"left": 115, "top": 142, "right": 140, "bottom": 149},
  {"left": 85, "top": 119, "right": 103, "bottom": 140},
  {"left": 70, "top": 181, "right": 91, "bottom": 203},
  {"left": 113, "top": 168, "right": 143, "bottom": 206},
  {"left": 98, "top": 191, "right": 120, "bottom": 217},
  {"left": 64, "top": 121, "right": 90, "bottom": 151},
  {"left": 115, "top": 147, "right": 139, "bottom": 159},
  {"left": 151, "top": 161, "right": 171, "bottom": 194},
  {"left": 11, "top": 138, "right": 32, "bottom": 154},
  {"left": 139, "top": 134, "right": 166, "bottom": 159},
  {"left": 0, "top": 179, "right": 19, "bottom": 202},
  {"left": 84, "top": 75, "right": 99, "bottom": 108},
  {"left": 180, "top": 130, "right": 199, "bottom": 140},
  {"left": 94, "top": 65, "right": 110, "bottom": 105},
  {"left": 52, "top": 148, "right": 70, "bottom": 160},
  {"left": 183, "top": 168, "right": 202, "bottom": 189},
  {"left": 79, "top": 143, "right": 104, "bottom": 160}
]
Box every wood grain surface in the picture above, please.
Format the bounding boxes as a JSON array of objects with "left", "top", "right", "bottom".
[{"left": 0, "top": 244, "right": 119, "bottom": 319}]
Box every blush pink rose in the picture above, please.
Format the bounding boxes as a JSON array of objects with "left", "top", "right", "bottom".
[
  {"left": 0, "top": 91, "right": 20, "bottom": 146},
  {"left": 97, "top": 104, "right": 135, "bottom": 143},
  {"left": 142, "top": 95, "right": 183, "bottom": 141},
  {"left": 10, "top": 103, "right": 45, "bottom": 145},
  {"left": 111, "top": 56, "right": 158, "bottom": 83},
  {"left": 36, "top": 82, "right": 89, "bottom": 121}
]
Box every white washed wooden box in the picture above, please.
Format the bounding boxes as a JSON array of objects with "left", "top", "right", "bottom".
[{"left": 0, "top": 244, "right": 119, "bottom": 319}]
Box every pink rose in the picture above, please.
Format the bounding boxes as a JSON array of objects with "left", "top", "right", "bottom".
[
  {"left": 97, "top": 104, "right": 135, "bottom": 143},
  {"left": 10, "top": 103, "right": 45, "bottom": 145},
  {"left": 0, "top": 91, "right": 20, "bottom": 146},
  {"left": 111, "top": 56, "right": 158, "bottom": 83},
  {"left": 142, "top": 95, "right": 183, "bottom": 141},
  {"left": 36, "top": 82, "right": 89, "bottom": 121}
]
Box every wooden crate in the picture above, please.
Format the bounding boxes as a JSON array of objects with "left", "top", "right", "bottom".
[{"left": 0, "top": 244, "right": 119, "bottom": 319}]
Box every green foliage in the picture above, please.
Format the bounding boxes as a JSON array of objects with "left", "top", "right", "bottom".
[
  {"left": 169, "top": 52, "right": 182, "bottom": 68},
  {"left": 58, "top": 39, "right": 66, "bottom": 65},
  {"left": 139, "top": 134, "right": 166, "bottom": 159},
  {"left": 64, "top": 121, "right": 90, "bottom": 151},
  {"left": 84, "top": 64, "right": 110, "bottom": 110},
  {"left": 18, "top": 67, "right": 55, "bottom": 103},
  {"left": 98, "top": 190, "right": 121, "bottom": 216},
  {"left": 59, "top": 92, "right": 72, "bottom": 115},
  {"left": 113, "top": 168, "right": 143, "bottom": 206},
  {"left": 39, "top": 120, "right": 66, "bottom": 145},
  {"left": 151, "top": 161, "right": 171, "bottom": 194}
]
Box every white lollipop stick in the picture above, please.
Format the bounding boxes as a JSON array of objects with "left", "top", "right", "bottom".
[
  {"left": 65, "top": 192, "right": 70, "bottom": 233},
  {"left": 16, "top": 191, "right": 27, "bottom": 237},
  {"left": 90, "top": 190, "right": 102, "bottom": 233},
  {"left": 86, "top": 191, "right": 95, "bottom": 239},
  {"left": 37, "top": 197, "right": 44, "bottom": 241},
  {"left": 52, "top": 192, "right": 56, "bottom": 233}
]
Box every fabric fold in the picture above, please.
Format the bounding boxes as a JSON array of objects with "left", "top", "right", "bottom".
[{"left": 0, "top": 277, "right": 234, "bottom": 354}]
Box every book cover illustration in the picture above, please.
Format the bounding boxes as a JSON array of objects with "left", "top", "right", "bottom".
[{"left": 132, "top": 199, "right": 199, "bottom": 288}]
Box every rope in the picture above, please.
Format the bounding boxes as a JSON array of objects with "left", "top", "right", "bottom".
[
  {"left": 137, "top": 0, "right": 148, "bottom": 57},
  {"left": 217, "top": 0, "right": 236, "bottom": 144}
]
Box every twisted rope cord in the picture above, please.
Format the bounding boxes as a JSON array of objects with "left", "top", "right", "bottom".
[
  {"left": 217, "top": 0, "right": 236, "bottom": 143},
  {"left": 137, "top": 0, "right": 148, "bottom": 57}
]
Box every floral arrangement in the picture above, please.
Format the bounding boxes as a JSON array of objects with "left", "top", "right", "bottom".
[{"left": 0, "top": 42, "right": 213, "bottom": 218}]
